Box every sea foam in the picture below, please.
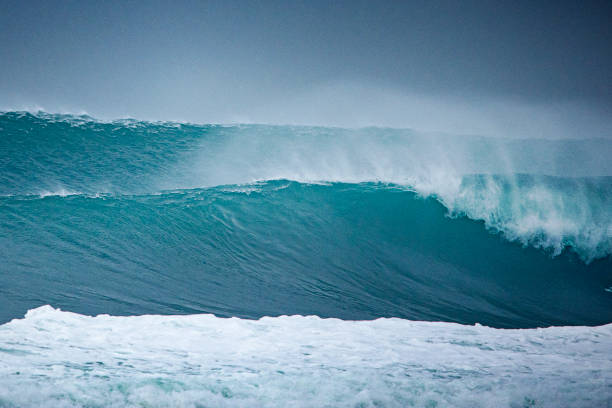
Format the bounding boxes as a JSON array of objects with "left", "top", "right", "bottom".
[{"left": 0, "top": 306, "right": 610, "bottom": 408}]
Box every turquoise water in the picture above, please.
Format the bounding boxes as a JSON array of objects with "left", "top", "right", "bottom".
[
  {"left": 1, "top": 111, "right": 611, "bottom": 407},
  {"left": 1, "top": 180, "right": 611, "bottom": 328}
]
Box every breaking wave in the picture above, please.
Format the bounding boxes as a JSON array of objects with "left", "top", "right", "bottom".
[{"left": 1, "top": 111, "right": 612, "bottom": 407}]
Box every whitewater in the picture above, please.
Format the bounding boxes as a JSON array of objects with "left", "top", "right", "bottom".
[
  {"left": 0, "top": 111, "right": 611, "bottom": 407},
  {"left": 1, "top": 306, "right": 611, "bottom": 408}
]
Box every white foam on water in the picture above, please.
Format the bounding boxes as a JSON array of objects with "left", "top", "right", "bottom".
[
  {"left": 0, "top": 306, "right": 610, "bottom": 407},
  {"left": 37, "top": 188, "right": 83, "bottom": 198}
]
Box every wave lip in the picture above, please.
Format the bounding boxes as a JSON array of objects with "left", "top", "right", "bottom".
[
  {"left": 431, "top": 174, "right": 612, "bottom": 262},
  {"left": 0, "top": 306, "right": 610, "bottom": 408}
]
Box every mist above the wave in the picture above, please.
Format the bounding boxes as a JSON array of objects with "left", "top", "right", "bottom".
[
  {"left": 6, "top": 81, "right": 612, "bottom": 141},
  {"left": 225, "top": 81, "right": 611, "bottom": 140},
  {"left": 177, "top": 119, "right": 611, "bottom": 192}
]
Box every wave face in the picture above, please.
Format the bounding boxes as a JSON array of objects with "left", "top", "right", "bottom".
[
  {"left": 1, "top": 179, "right": 612, "bottom": 329},
  {"left": 1, "top": 111, "right": 612, "bottom": 405},
  {"left": 1, "top": 306, "right": 611, "bottom": 408}
]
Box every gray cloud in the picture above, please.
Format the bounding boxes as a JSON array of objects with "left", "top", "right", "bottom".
[{"left": 1, "top": 0, "right": 611, "bottom": 136}]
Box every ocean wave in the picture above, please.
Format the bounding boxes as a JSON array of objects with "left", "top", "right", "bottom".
[
  {"left": 2, "top": 111, "right": 611, "bottom": 261},
  {"left": 0, "top": 305, "right": 610, "bottom": 408}
]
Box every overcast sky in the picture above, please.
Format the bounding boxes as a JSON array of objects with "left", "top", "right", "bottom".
[{"left": 1, "top": 0, "right": 611, "bottom": 136}]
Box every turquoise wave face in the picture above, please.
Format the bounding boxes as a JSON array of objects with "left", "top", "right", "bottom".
[
  {"left": 1, "top": 181, "right": 610, "bottom": 328},
  {"left": 0, "top": 112, "right": 611, "bottom": 328}
]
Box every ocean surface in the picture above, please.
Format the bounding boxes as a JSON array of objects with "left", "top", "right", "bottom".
[{"left": 0, "top": 111, "right": 611, "bottom": 407}]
